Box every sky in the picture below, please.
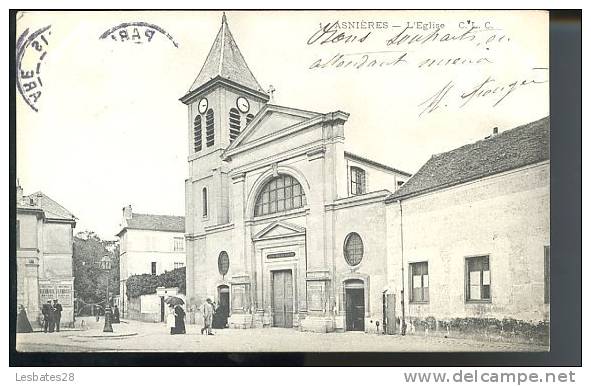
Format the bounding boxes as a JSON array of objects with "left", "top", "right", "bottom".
[{"left": 16, "top": 10, "right": 549, "bottom": 239}]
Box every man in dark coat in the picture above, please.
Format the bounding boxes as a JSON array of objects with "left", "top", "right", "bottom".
[
  {"left": 53, "top": 299, "right": 63, "bottom": 332},
  {"left": 112, "top": 305, "right": 120, "bottom": 323},
  {"left": 41, "top": 300, "right": 53, "bottom": 333}
]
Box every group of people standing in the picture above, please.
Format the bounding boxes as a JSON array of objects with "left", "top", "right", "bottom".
[
  {"left": 166, "top": 304, "right": 186, "bottom": 335},
  {"left": 164, "top": 298, "right": 227, "bottom": 336},
  {"left": 41, "top": 299, "right": 63, "bottom": 333}
]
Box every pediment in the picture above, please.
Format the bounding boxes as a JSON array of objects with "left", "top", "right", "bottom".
[
  {"left": 223, "top": 104, "right": 321, "bottom": 158},
  {"left": 252, "top": 221, "right": 306, "bottom": 241}
]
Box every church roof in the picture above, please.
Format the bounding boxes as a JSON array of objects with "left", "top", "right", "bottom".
[
  {"left": 122, "top": 213, "right": 185, "bottom": 234},
  {"left": 187, "top": 13, "right": 264, "bottom": 94},
  {"left": 387, "top": 116, "right": 550, "bottom": 201},
  {"left": 18, "top": 191, "right": 76, "bottom": 222}
]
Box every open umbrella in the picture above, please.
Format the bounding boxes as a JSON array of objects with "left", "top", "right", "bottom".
[{"left": 164, "top": 296, "right": 185, "bottom": 306}]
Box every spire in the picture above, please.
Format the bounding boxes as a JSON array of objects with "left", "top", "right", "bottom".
[{"left": 188, "top": 13, "right": 264, "bottom": 94}]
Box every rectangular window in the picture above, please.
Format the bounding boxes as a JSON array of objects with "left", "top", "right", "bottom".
[
  {"left": 174, "top": 262, "right": 185, "bottom": 269},
  {"left": 350, "top": 167, "right": 366, "bottom": 195},
  {"left": 409, "top": 262, "right": 429, "bottom": 303},
  {"left": 151, "top": 262, "right": 157, "bottom": 275},
  {"left": 202, "top": 188, "right": 208, "bottom": 218},
  {"left": 544, "top": 245, "right": 550, "bottom": 304},
  {"left": 173, "top": 237, "right": 184, "bottom": 252},
  {"left": 465, "top": 255, "right": 491, "bottom": 302}
]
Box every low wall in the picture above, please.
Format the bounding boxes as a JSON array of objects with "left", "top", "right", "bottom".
[{"left": 404, "top": 316, "right": 549, "bottom": 346}]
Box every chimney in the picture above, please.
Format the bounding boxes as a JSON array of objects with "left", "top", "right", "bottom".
[
  {"left": 16, "top": 179, "right": 23, "bottom": 203},
  {"left": 122, "top": 205, "right": 133, "bottom": 222},
  {"left": 485, "top": 127, "right": 499, "bottom": 139}
]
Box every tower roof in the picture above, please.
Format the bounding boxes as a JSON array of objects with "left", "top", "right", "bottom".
[{"left": 187, "top": 13, "right": 264, "bottom": 94}]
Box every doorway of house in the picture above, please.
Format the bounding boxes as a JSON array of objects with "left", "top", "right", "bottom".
[
  {"left": 272, "top": 270, "right": 293, "bottom": 328},
  {"left": 215, "top": 285, "right": 230, "bottom": 328},
  {"left": 345, "top": 280, "right": 365, "bottom": 331}
]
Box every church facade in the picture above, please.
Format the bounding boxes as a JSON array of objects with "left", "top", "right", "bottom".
[
  {"left": 182, "top": 15, "right": 550, "bottom": 336},
  {"left": 182, "top": 15, "right": 410, "bottom": 332}
]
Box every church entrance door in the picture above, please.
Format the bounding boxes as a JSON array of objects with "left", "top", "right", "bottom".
[
  {"left": 272, "top": 270, "right": 293, "bottom": 328},
  {"left": 215, "top": 285, "right": 230, "bottom": 329},
  {"left": 345, "top": 280, "right": 365, "bottom": 331}
]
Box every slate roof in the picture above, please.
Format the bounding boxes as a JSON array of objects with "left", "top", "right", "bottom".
[
  {"left": 387, "top": 116, "right": 550, "bottom": 201},
  {"left": 18, "top": 191, "right": 76, "bottom": 221},
  {"left": 188, "top": 13, "right": 264, "bottom": 94},
  {"left": 123, "top": 213, "right": 185, "bottom": 233}
]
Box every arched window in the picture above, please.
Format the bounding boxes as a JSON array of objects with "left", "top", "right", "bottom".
[
  {"left": 202, "top": 187, "right": 208, "bottom": 217},
  {"left": 343, "top": 232, "right": 364, "bottom": 266},
  {"left": 246, "top": 113, "right": 255, "bottom": 126},
  {"left": 350, "top": 166, "right": 366, "bottom": 195},
  {"left": 218, "top": 251, "right": 229, "bottom": 276},
  {"left": 193, "top": 115, "right": 202, "bottom": 152},
  {"left": 254, "top": 174, "right": 306, "bottom": 217},
  {"left": 229, "top": 108, "right": 241, "bottom": 142},
  {"left": 205, "top": 109, "right": 215, "bottom": 147}
]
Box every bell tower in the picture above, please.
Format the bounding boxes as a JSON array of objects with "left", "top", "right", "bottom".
[
  {"left": 181, "top": 12, "right": 269, "bottom": 231},
  {"left": 182, "top": 13, "right": 269, "bottom": 309}
]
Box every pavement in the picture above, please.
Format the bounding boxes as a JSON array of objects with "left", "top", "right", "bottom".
[{"left": 15, "top": 317, "right": 549, "bottom": 352}]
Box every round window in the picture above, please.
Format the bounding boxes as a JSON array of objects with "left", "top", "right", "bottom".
[
  {"left": 343, "top": 232, "right": 364, "bottom": 266},
  {"left": 218, "top": 251, "right": 229, "bottom": 276}
]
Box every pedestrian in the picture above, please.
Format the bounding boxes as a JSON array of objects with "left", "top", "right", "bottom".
[
  {"left": 16, "top": 304, "right": 33, "bottom": 333},
  {"left": 174, "top": 304, "right": 186, "bottom": 334},
  {"left": 112, "top": 305, "right": 120, "bottom": 324},
  {"left": 95, "top": 305, "right": 100, "bottom": 322},
  {"left": 200, "top": 298, "right": 214, "bottom": 335},
  {"left": 41, "top": 301, "right": 52, "bottom": 333},
  {"left": 48, "top": 301, "right": 56, "bottom": 332},
  {"left": 167, "top": 305, "right": 176, "bottom": 335},
  {"left": 53, "top": 299, "right": 62, "bottom": 332}
]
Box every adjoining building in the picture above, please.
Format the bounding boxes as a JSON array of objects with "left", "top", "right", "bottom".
[
  {"left": 182, "top": 14, "right": 549, "bottom": 336},
  {"left": 386, "top": 118, "right": 550, "bottom": 332},
  {"left": 116, "top": 205, "right": 185, "bottom": 318},
  {"left": 16, "top": 183, "right": 77, "bottom": 326}
]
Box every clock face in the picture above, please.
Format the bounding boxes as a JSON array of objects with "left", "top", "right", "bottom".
[
  {"left": 198, "top": 98, "right": 208, "bottom": 114},
  {"left": 236, "top": 97, "right": 250, "bottom": 113}
]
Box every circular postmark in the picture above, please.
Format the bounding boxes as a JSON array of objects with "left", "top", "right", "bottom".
[
  {"left": 99, "top": 22, "right": 179, "bottom": 48},
  {"left": 16, "top": 25, "right": 51, "bottom": 112}
]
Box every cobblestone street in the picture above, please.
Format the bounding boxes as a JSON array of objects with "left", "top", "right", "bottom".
[{"left": 15, "top": 317, "right": 548, "bottom": 352}]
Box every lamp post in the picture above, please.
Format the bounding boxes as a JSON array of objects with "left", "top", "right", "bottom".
[{"left": 99, "top": 255, "right": 113, "bottom": 332}]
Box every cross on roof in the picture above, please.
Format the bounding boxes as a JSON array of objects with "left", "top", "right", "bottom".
[{"left": 267, "top": 85, "right": 276, "bottom": 102}]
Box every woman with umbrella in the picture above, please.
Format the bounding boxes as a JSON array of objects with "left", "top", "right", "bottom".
[{"left": 165, "top": 296, "right": 186, "bottom": 335}]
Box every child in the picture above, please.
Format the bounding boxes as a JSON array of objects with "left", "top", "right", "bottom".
[{"left": 167, "top": 306, "right": 176, "bottom": 335}]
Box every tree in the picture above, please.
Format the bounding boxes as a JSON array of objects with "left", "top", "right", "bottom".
[{"left": 73, "top": 231, "right": 120, "bottom": 306}]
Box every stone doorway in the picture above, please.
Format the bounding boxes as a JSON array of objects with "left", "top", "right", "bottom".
[
  {"left": 345, "top": 279, "right": 365, "bottom": 331},
  {"left": 272, "top": 270, "right": 293, "bottom": 328},
  {"left": 215, "top": 285, "right": 230, "bottom": 328}
]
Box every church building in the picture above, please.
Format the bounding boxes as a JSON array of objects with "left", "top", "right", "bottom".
[
  {"left": 182, "top": 14, "right": 549, "bottom": 337},
  {"left": 182, "top": 14, "right": 410, "bottom": 332}
]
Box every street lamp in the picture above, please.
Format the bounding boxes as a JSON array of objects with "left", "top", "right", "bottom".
[{"left": 99, "top": 255, "right": 113, "bottom": 332}]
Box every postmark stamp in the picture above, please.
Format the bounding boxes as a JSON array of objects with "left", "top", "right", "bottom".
[
  {"left": 99, "top": 22, "right": 179, "bottom": 47},
  {"left": 16, "top": 25, "right": 51, "bottom": 112}
]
